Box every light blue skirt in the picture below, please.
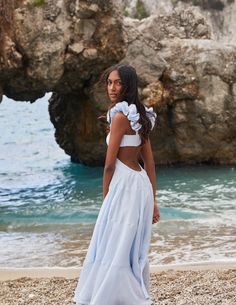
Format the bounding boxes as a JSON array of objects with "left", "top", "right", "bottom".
[{"left": 73, "top": 158, "right": 154, "bottom": 305}]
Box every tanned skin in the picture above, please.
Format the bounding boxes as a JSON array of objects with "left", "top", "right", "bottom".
[{"left": 103, "top": 70, "right": 160, "bottom": 225}]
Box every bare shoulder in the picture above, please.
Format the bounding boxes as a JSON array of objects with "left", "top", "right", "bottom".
[{"left": 111, "top": 112, "right": 129, "bottom": 128}]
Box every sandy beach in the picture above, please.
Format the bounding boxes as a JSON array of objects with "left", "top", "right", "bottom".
[{"left": 1, "top": 262, "right": 236, "bottom": 305}]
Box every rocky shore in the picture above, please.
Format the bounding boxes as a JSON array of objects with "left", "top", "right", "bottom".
[{"left": 0, "top": 267, "right": 236, "bottom": 305}]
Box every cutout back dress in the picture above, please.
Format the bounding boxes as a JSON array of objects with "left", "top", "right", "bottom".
[{"left": 73, "top": 101, "right": 157, "bottom": 305}]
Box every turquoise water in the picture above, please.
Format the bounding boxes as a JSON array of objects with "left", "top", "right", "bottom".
[{"left": 0, "top": 95, "right": 236, "bottom": 267}]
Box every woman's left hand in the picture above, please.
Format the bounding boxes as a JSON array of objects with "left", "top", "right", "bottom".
[{"left": 152, "top": 201, "right": 160, "bottom": 224}]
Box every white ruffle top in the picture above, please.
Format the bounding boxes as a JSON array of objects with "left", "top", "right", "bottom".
[{"left": 106, "top": 101, "right": 157, "bottom": 147}]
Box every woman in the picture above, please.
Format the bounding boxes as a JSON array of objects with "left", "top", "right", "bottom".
[{"left": 73, "top": 63, "right": 160, "bottom": 305}]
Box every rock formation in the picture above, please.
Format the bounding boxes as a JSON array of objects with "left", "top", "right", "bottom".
[
  {"left": 0, "top": 0, "right": 125, "bottom": 165},
  {"left": 0, "top": 0, "right": 124, "bottom": 100},
  {"left": 0, "top": 0, "right": 236, "bottom": 165},
  {"left": 120, "top": 0, "right": 236, "bottom": 44},
  {"left": 121, "top": 7, "right": 236, "bottom": 164}
]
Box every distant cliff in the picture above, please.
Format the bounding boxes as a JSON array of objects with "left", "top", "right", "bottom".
[
  {"left": 0, "top": 0, "right": 236, "bottom": 165},
  {"left": 120, "top": 0, "right": 236, "bottom": 44}
]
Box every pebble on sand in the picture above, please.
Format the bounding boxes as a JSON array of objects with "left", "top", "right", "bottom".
[{"left": 0, "top": 269, "right": 236, "bottom": 305}]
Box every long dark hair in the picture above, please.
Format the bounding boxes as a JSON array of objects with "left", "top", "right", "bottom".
[{"left": 98, "top": 63, "right": 155, "bottom": 145}]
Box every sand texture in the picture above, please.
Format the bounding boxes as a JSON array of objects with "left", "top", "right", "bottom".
[{"left": 0, "top": 269, "right": 235, "bottom": 305}]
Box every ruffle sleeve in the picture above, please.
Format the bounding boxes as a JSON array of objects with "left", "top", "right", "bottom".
[
  {"left": 144, "top": 105, "right": 157, "bottom": 130},
  {"left": 107, "top": 101, "right": 156, "bottom": 131},
  {"left": 107, "top": 101, "right": 142, "bottom": 132}
]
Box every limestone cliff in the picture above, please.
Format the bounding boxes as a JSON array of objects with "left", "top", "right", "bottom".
[
  {"left": 121, "top": 8, "right": 236, "bottom": 165},
  {"left": 120, "top": 0, "right": 236, "bottom": 44},
  {"left": 0, "top": 0, "right": 124, "bottom": 100},
  {"left": 0, "top": 0, "right": 236, "bottom": 165}
]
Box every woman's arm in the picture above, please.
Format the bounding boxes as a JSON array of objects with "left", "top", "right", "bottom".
[
  {"left": 140, "top": 138, "right": 156, "bottom": 203},
  {"left": 102, "top": 113, "right": 127, "bottom": 200},
  {"left": 140, "top": 138, "right": 160, "bottom": 223}
]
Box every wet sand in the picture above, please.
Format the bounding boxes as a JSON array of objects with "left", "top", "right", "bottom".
[{"left": 0, "top": 262, "right": 236, "bottom": 305}]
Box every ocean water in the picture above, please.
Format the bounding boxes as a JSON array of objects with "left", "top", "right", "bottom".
[{"left": 0, "top": 95, "right": 236, "bottom": 267}]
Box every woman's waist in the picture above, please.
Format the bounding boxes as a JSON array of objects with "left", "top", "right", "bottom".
[
  {"left": 110, "top": 159, "right": 153, "bottom": 194},
  {"left": 116, "top": 156, "right": 142, "bottom": 172}
]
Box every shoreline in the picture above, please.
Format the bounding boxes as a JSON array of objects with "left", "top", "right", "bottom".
[
  {"left": 1, "top": 262, "right": 235, "bottom": 305},
  {"left": 1, "top": 260, "right": 236, "bottom": 281}
]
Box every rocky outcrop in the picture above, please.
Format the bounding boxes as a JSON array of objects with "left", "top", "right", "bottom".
[
  {"left": 154, "top": 39, "right": 236, "bottom": 164},
  {"left": 0, "top": 0, "right": 125, "bottom": 101},
  {"left": 48, "top": 92, "right": 108, "bottom": 165},
  {"left": 0, "top": 0, "right": 125, "bottom": 165},
  {"left": 120, "top": 0, "right": 236, "bottom": 44},
  {"left": 120, "top": 8, "right": 236, "bottom": 164},
  {"left": 0, "top": 0, "right": 236, "bottom": 165}
]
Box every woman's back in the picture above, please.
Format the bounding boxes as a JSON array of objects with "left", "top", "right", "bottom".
[
  {"left": 106, "top": 101, "right": 155, "bottom": 171},
  {"left": 107, "top": 115, "right": 143, "bottom": 171}
]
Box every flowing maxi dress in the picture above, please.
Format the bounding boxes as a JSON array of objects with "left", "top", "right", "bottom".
[{"left": 73, "top": 101, "right": 157, "bottom": 305}]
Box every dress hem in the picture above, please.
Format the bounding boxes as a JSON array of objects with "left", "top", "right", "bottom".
[{"left": 73, "top": 298, "right": 154, "bottom": 305}]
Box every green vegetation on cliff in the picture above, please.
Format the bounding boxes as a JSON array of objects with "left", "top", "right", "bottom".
[
  {"left": 173, "top": 0, "right": 226, "bottom": 11},
  {"left": 32, "top": 0, "right": 45, "bottom": 7},
  {"left": 135, "top": 0, "right": 149, "bottom": 19}
]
